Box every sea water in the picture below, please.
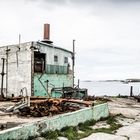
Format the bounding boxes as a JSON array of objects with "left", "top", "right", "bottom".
[{"left": 80, "top": 81, "right": 140, "bottom": 96}]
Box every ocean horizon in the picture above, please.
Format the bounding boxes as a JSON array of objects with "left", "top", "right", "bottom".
[{"left": 79, "top": 81, "right": 140, "bottom": 96}]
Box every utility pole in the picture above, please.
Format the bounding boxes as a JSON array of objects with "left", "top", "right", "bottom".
[
  {"left": 130, "top": 86, "right": 133, "bottom": 97},
  {"left": 1, "top": 58, "right": 6, "bottom": 99},
  {"left": 78, "top": 79, "right": 80, "bottom": 89},
  {"left": 72, "top": 40, "right": 75, "bottom": 88}
]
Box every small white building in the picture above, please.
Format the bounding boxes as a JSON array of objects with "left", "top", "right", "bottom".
[{"left": 0, "top": 24, "right": 74, "bottom": 98}]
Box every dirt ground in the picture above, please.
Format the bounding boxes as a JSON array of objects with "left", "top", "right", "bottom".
[{"left": 0, "top": 101, "right": 44, "bottom": 129}]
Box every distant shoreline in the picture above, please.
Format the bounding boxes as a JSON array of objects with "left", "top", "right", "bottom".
[{"left": 83, "top": 79, "right": 140, "bottom": 83}]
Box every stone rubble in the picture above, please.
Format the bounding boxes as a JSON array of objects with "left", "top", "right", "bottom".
[{"left": 81, "top": 97, "right": 140, "bottom": 140}]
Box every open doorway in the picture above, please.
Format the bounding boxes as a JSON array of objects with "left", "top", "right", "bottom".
[{"left": 34, "top": 52, "right": 46, "bottom": 73}]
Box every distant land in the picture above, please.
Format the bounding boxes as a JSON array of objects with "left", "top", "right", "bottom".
[
  {"left": 83, "top": 79, "right": 140, "bottom": 83},
  {"left": 125, "top": 78, "right": 140, "bottom": 82}
]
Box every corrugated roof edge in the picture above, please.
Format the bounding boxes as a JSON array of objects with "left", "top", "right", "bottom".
[
  {"left": 0, "top": 41, "right": 73, "bottom": 54},
  {"left": 37, "top": 41, "right": 73, "bottom": 54}
]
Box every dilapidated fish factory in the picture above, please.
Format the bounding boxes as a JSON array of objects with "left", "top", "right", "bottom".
[
  {"left": 0, "top": 24, "right": 76, "bottom": 99},
  {"left": 0, "top": 24, "right": 109, "bottom": 140}
]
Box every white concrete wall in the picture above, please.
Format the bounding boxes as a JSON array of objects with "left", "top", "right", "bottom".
[
  {"left": 0, "top": 42, "right": 32, "bottom": 97},
  {"left": 0, "top": 41, "right": 73, "bottom": 97}
]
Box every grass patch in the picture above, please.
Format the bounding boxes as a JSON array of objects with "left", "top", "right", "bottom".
[
  {"left": 41, "top": 130, "right": 59, "bottom": 139},
  {"left": 58, "top": 126, "right": 79, "bottom": 140},
  {"left": 106, "top": 115, "right": 117, "bottom": 124},
  {"left": 59, "top": 116, "right": 122, "bottom": 139},
  {"left": 92, "top": 123, "right": 122, "bottom": 134},
  {"left": 78, "top": 119, "right": 96, "bottom": 131},
  {"left": 77, "top": 130, "right": 93, "bottom": 139},
  {"left": 100, "top": 115, "right": 123, "bottom": 134},
  {"left": 28, "top": 115, "right": 122, "bottom": 140}
]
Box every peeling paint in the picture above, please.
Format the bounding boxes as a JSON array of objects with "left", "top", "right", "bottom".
[{"left": 34, "top": 74, "right": 73, "bottom": 96}]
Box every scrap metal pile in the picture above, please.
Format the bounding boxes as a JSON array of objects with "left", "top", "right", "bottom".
[{"left": 6, "top": 98, "right": 93, "bottom": 117}]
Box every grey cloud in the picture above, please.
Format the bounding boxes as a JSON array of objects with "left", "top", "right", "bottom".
[
  {"left": 25, "top": 0, "right": 68, "bottom": 5},
  {"left": 24, "top": 0, "right": 140, "bottom": 15},
  {"left": 61, "top": 0, "right": 139, "bottom": 6},
  {"left": 27, "top": 0, "right": 140, "bottom": 4},
  {"left": 42, "top": 0, "right": 68, "bottom": 5},
  {"left": 1, "top": 0, "right": 140, "bottom": 80}
]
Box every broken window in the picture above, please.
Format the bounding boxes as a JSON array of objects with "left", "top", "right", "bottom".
[
  {"left": 34, "top": 52, "right": 46, "bottom": 73},
  {"left": 64, "top": 57, "right": 68, "bottom": 63},
  {"left": 54, "top": 55, "right": 58, "bottom": 62}
]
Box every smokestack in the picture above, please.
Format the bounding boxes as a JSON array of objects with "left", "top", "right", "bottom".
[
  {"left": 43, "top": 23, "right": 53, "bottom": 44},
  {"left": 44, "top": 24, "right": 50, "bottom": 40}
]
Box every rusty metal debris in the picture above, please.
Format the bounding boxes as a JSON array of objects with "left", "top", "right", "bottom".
[
  {"left": 3, "top": 94, "right": 112, "bottom": 118},
  {"left": 4, "top": 97, "right": 93, "bottom": 117},
  {"left": 85, "top": 95, "right": 111, "bottom": 102},
  {"left": 10, "top": 96, "right": 48, "bottom": 102},
  {"left": 18, "top": 98, "right": 93, "bottom": 117}
]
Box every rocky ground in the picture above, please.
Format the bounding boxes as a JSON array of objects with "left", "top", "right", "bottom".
[
  {"left": 81, "top": 97, "right": 140, "bottom": 140},
  {"left": 0, "top": 101, "right": 44, "bottom": 129}
]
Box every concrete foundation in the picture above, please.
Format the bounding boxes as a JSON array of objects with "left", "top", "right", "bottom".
[{"left": 0, "top": 103, "right": 109, "bottom": 140}]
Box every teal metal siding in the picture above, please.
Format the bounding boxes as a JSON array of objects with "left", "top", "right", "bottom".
[{"left": 34, "top": 74, "right": 73, "bottom": 96}]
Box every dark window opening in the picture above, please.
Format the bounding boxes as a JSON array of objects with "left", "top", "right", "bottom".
[
  {"left": 34, "top": 52, "right": 46, "bottom": 73},
  {"left": 54, "top": 55, "right": 58, "bottom": 62},
  {"left": 64, "top": 57, "right": 68, "bottom": 63}
]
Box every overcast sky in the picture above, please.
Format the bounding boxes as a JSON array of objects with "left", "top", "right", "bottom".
[{"left": 0, "top": 0, "right": 140, "bottom": 80}]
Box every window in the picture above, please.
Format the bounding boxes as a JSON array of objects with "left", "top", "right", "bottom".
[
  {"left": 54, "top": 55, "right": 58, "bottom": 62},
  {"left": 34, "top": 52, "right": 46, "bottom": 73},
  {"left": 64, "top": 57, "right": 68, "bottom": 63}
]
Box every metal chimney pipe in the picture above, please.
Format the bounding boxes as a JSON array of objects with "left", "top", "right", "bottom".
[{"left": 44, "top": 24, "right": 50, "bottom": 40}]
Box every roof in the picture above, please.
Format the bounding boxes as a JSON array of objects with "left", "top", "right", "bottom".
[
  {"left": 37, "top": 41, "right": 73, "bottom": 54},
  {"left": 0, "top": 42, "right": 32, "bottom": 49},
  {"left": 0, "top": 41, "right": 73, "bottom": 54}
]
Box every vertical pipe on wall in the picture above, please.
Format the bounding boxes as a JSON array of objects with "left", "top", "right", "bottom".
[
  {"left": 46, "top": 80, "right": 49, "bottom": 96},
  {"left": 6, "top": 49, "right": 8, "bottom": 98},
  {"left": 30, "top": 42, "right": 34, "bottom": 96},
  {"left": 72, "top": 40, "right": 75, "bottom": 88},
  {"left": 6, "top": 47, "right": 10, "bottom": 98},
  {"left": 1, "top": 58, "right": 5, "bottom": 98}
]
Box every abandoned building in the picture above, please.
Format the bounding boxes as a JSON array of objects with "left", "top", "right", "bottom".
[{"left": 0, "top": 24, "right": 74, "bottom": 98}]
